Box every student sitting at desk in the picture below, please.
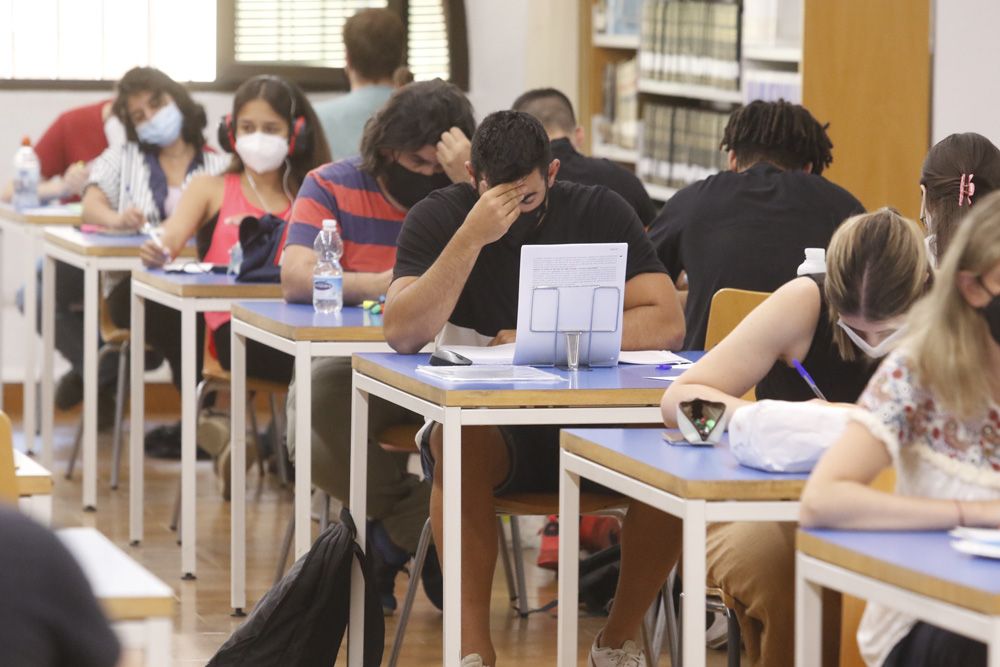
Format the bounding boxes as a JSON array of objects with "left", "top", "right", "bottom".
[
  {"left": 136, "top": 74, "right": 329, "bottom": 478},
  {"left": 511, "top": 87, "right": 658, "bottom": 227},
  {"left": 648, "top": 99, "right": 863, "bottom": 351},
  {"left": 383, "top": 110, "right": 684, "bottom": 667},
  {"left": 81, "top": 66, "right": 229, "bottom": 457},
  {"left": 919, "top": 132, "right": 1000, "bottom": 267},
  {"left": 800, "top": 195, "right": 1000, "bottom": 667},
  {"left": 660, "top": 209, "right": 929, "bottom": 666},
  {"left": 280, "top": 79, "right": 475, "bottom": 613}
]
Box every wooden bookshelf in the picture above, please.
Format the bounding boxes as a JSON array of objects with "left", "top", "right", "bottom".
[
  {"left": 637, "top": 78, "right": 743, "bottom": 104},
  {"left": 592, "top": 32, "right": 640, "bottom": 49},
  {"left": 592, "top": 139, "right": 639, "bottom": 163}
]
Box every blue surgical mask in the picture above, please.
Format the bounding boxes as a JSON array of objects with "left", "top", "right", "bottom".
[{"left": 136, "top": 103, "right": 183, "bottom": 147}]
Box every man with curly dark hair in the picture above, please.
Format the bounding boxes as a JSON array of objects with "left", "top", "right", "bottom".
[
  {"left": 649, "top": 99, "right": 864, "bottom": 350},
  {"left": 280, "top": 78, "right": 475, "bottom": 615}
]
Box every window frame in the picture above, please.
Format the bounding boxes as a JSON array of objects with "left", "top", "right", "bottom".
[{"left": 0, "top": 0, "right": 468, "bottom": 92}]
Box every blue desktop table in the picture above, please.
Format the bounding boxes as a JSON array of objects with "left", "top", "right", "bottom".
[
  {"left": 557, "top": 427, "right": 806, "bottom": 667},
  {"left": 227, "top": 301, "right": 398, "bottom": 613},
  {"left": 128, "top": 268, "right": 282, "bottom": 579},
  {"left": 348, "top": 352, "right": 698, "bottom": 667},
  {"left": 796, "top": 528, "right": 1000, "bottom": 666}
]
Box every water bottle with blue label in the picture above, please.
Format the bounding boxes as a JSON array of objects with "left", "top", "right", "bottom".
[
  {"left": 12, "top": 136, "right": 40, "bottom": 211},
  {"left": 313, "top": 219, "right": 343, "bottom": 314}
]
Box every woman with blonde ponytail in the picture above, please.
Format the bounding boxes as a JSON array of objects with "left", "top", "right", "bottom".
[{"left": 801, "top": 191, "right": 1000, "bottom": 667}]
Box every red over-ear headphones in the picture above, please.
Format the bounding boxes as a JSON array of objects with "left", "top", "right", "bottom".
[{"left": 217, "top": 75, "right": 312, "bottom": 158}]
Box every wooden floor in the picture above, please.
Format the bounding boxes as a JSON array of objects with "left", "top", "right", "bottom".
[{"left": 29, "top": 411, "right": 731, "bottom": 666}]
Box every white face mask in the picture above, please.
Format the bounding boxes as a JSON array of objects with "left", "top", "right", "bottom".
[
  {"left": 235, "top": 132, "right": 289, "bottom": 174},
  {"left": 104, "top": 115, "right": 127, "bottom": 148},
  {"left": 837, "top": 319, "right": 908, "bottom": 358}
]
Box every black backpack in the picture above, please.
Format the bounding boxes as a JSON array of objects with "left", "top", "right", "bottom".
[
  {"left": 236, "top": 213, "right": 287, "bottom": 283},
  {"left": 207, "top": 509, "right": 385, "bottom": 667}
]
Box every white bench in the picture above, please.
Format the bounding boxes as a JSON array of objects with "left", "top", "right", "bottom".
[
  {"left": 58, "top": 528, "right": 174, "bottom": 667},
  {"left": 15, "top": 450, "right": 52, "bottom": 525}
]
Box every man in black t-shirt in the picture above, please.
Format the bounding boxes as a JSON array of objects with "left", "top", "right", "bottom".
[
  {"left": 385, "top": 111, "right": 684, "bottom": 667},
  {"left": 512, "top": 87, "right": 658, "bottom": 227},
  {"left": 648, "top": 99, "right": 864, "bottom": 350}
]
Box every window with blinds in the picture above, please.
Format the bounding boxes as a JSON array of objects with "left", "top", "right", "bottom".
[{"left": 232, "top": 0, "right": 451, "bottom": 82}]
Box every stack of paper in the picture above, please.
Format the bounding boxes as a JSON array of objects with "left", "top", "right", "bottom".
[
  {"left": 438, "top": 345, "right": 692, "bottom": 368},
  {"left": 416, "top": 365, "right": 565, "bottom": 384},
  {"left": 950, "top": 527, "right": 1000, "bottom": 559}
]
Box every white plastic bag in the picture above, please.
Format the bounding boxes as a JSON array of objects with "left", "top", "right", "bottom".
[{"left": 728, "top": 400, "right": 853, "bottom": 473}]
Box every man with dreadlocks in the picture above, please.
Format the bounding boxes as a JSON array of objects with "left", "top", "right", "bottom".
[{"left": 649, "top": 99, "right": 863, "bottom": 350}]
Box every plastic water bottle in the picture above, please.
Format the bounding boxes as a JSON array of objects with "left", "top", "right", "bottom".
[
  {"left": 228, "top": 241, "right": 243, "bottom": 275},
  {"left": 12, "top": 136, "right": 40, "bottom": 211},
  {"left": 796, "top": 248, "right": 826, "bottom": 276},
  {"left": 313, "top": 219, "right": 343, "bottom": 314}
]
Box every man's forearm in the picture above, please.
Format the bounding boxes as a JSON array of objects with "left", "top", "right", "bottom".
[
  {"left": 343, "top": 272, "right": 387, "bottom": 306},
  {"left": 621, "top": 304, "right": 684, "bottom": 351},
  {"left": 384, "top": 230, "right": 482, "bottom": 353}
]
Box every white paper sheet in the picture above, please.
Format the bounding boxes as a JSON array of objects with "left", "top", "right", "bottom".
[
  {"left": 513, "top": 243, "right": 627, "bottom": 366},
  {"left": 416, "top": 365, "right": 566, "bottom": 383},
  {"left": 618, "top": 350, "right": 691, "bottom": 365}
]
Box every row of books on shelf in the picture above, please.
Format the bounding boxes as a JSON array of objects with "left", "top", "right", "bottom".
[
  {"left": 593, "top": 0, "right": 643, "bottom": 36},
  {"left": 600, "top": 57, "right": 639, "bottom": 149},
  {"left": 637, "top": 103, "right": 729, "bottom": 190},
  {"left": 639, "top": 0, "right": 741, "bottom": 91}
]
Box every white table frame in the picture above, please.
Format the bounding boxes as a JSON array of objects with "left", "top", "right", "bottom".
[
  {"left": 796, "top": 552, "right": 1000, "bottom": 667},
  {"left": 41, "top": 240, "right": 144, "bottom": 509},
  {"left": 128, "top": 277, "right": 275, "bottom": 579},
  {"left": 558, "top": 449, "right": 801, "bottom": 667},
  {"left": 228, "top": 316, "right": 395, "bottom": 613},
  {"left": 350, "top": 370, "right": 666, "bottom": 667}
]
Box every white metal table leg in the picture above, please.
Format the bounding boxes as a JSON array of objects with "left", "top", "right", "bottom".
[
  {"left": 0, "top": 225, "right": 5, "bottom": 413},
  {"left": 682, "top": 500, "right": 707, "bottom": 667},
  {"left": 145, "top": 617, "right": 172, "bottom": 667},
  {"left": 294, "top": 344, "right": 312, "bottom": 559},
  {"left": 129, "top": 286, "right": 146, "bottom": 545},
  {"left": 180, "top": 305, "right": 197, "bottom": 579},
  {"left": 40, "top": 254, "right": 55, "bottom": 469},
  {"left": 442, "top": 406, "right": 463, "bottom": 666},
  {"left": 348, "top": 368, "right": 369, "bottom": 667},
  {"left": 795, "top": 555, "right": 825, "bottom": 667},
  {"left": 557, "top": 451, "right": 582, "bottom": 667},
  {"left": 82, "top": 262, "right": 98, "bottom": 510},
  {"left": 230, "top": 323, "right": 247, "bottom": 614},
  {"left": 989, "top": 617, "right": 1000, "bottom": 667},
  {"left": 23, "top": 231, "right": 40, "bottom": 454}
]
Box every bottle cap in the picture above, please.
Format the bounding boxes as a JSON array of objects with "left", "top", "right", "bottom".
[
  {"left": 21, "top": 136, "right": 31, "bottom": 147},
  {"left": 322, "top": 219, "right": 337, "bottom": 231}
]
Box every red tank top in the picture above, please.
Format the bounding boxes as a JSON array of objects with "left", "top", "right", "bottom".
[{"left": 204, "top": 173, "right": 290, "bottom": 336}]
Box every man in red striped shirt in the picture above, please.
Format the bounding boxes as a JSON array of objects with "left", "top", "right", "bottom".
[{"left": 280, "top": 79, "right": 475, "bottom": 613}]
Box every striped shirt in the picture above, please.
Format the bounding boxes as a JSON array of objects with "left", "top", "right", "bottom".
[
  {"left": 85, "top": 142, "right": 229, "bottom": 226},
  {"left": 284, "top": 157, "right": 404, "bottom": 273}
]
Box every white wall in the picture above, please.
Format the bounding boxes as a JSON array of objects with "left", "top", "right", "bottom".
[{"left": 932, "top": 0, "right": 1000, "bottom": 145}]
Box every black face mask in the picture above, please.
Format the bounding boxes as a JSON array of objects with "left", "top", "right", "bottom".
[
  {"left": 979, "top": 281, "right": 1000, "bottom": 345},
  {"left": 383, "top": 162, "right": 452, "bottom": 208}
]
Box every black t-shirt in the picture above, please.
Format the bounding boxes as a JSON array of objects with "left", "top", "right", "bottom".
[
  {"left": 394, "top": 180, "right": 666, "bottom": 338},
  {"left": 0, "top": 508, "right": 121, "bottom": 667},
  {"left": 648, "top": 162, "right": 864, "bottom": 350},
  {"left": 551, "top": 138, "right": 659, "bottom": 227},
  {"left": 756, "top": 275, "right": 877, "bottom": 403}
]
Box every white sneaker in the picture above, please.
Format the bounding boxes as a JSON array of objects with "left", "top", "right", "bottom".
[
  {"left": 706, "top": 609, "right": 729, "bottom": 649},
  {"left": 589, "top": 636, "right": 647, "bottom": 667},
  {"left": 460, "top": 655, "right": 486, "bottom": 667}
]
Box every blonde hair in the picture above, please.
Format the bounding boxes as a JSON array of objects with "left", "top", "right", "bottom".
[
  {"left": 906, "top": 191, "right": 1000, "bottom": 418},
  {"left": 825, "top": 208, "right": 928, "bottom": 361}
]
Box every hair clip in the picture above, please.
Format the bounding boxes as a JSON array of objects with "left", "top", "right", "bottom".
[{"left": 959, "top": 173, "right": 976, "bottom": 207}]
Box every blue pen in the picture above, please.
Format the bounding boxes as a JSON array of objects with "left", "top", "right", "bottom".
[
  {"left": 792, "top": 358, "right": 827, "bottom": 401},
  {"left": 656, "top": 363, "right": 675, "bottom": 370}
]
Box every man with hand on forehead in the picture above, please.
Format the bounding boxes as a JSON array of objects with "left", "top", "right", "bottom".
[{"left": 384, "top": 110, "right": 685, "bottom": 667}]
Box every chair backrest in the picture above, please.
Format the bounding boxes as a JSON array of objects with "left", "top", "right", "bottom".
[
  {"left": 0, "top": 411, "right": 18, "bottom": 504},
  {"left": 704, "top": 288, "right": 771, "bottom": 351}
]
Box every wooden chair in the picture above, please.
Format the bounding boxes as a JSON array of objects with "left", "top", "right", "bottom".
[
  {"left": 66, "top": 292, "right": 132, "bottom": 489},
  {"left": 0, "top": 411, "right": 17, "bottom": 504},
  {"left": 705, "top": 288, "right": 771, "bottom": 402}
]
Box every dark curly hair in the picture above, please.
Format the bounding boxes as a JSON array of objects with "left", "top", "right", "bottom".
[
  {"left": 470, "top": 110, "right": 551, "bottom": 185},
  {"left": 359, "top": 79, "right": 475, "bottom": 179},
  {"left": 720, "top": 99, "right": 833, "bottom": 176},
  {"left": 112, "top": 66, "right": 207, "bottom": 151}
]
